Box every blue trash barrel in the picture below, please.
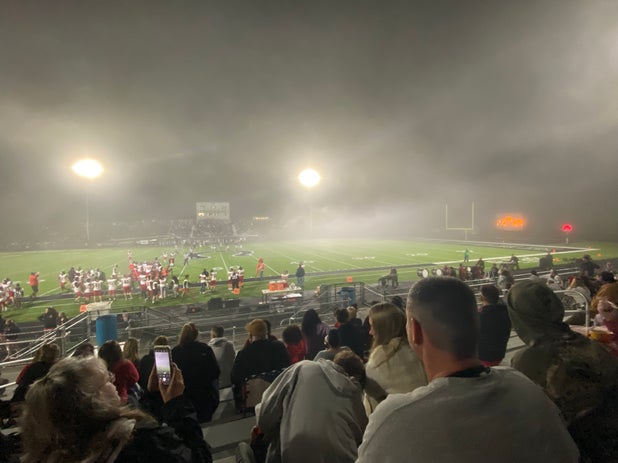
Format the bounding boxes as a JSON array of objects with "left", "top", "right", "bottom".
[
  {"left": 338, "top": 287, "right": 356, "bottom": 305},
  {"left": 96, "top": 314, "right": 118, "bottom": 346}
]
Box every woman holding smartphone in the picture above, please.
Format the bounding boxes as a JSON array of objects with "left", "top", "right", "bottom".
[{"left": 20, "top": 356, "right": 212, "bottom": 462}]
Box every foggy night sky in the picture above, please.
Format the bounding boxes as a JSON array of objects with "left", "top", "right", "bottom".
[{"left": 2, "top": 0, "right": 618, "bottom": 241}]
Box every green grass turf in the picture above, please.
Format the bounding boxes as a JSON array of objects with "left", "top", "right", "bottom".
[{"left": 1, "top": 239, "right": 614, "bottom": 323}]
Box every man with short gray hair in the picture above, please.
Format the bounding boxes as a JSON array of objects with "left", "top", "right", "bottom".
[{"left": 356, "top": 277, "right": 578, "bottom": 463}]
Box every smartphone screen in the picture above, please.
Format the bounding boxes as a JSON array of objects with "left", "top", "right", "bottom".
[{"left": 154, "top": 346, "right": 172, "bottom": 386}]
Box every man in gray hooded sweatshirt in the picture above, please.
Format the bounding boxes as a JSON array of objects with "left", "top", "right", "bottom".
[{"left": 256, "top": 351, "right": 367, "bottom": 463}]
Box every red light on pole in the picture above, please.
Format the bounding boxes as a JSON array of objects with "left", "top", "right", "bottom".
[{"left": 561, "top": 223, "right": 573, "bottom": 244}]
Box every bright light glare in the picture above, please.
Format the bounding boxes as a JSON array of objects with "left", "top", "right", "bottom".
[
  {"left": 72, "top": 159, "right": 103, "bottom": 180},
  {"left": 298, "top": 168, "right": 321, "bottom": 188}
]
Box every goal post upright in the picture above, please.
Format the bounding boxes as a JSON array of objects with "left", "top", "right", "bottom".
[{"left": 445, "top": 202, "right": 475, "bottom": 241}]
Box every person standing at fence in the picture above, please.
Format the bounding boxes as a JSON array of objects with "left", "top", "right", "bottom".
[
  {"left": 38, "top": 306, "right": 59, "bottom": 332},
  {"left": 295, "top": 263, "right": 306, "bottom": 287},
  {"left": 5, "top": 319, "right": 20, "bottom": 357}
]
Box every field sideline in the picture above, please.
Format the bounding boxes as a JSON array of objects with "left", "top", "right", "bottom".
[{"left": 1, "top": 239, "right": 613, "bottom": 323}]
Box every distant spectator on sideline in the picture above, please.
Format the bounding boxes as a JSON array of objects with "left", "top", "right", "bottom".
[
  {"left": 508, "top": 280, "right": 618, "bottom": 462},
  {"left": 256, "top": 350, "right": 368, "bottom": 463},
  {"left": 356, "top": 277, "right": 579, "bottom": 463},
  {"left": 301, "top": 309, "right": 330, "bottom": 360},
  {"left": 172, "top": 323, "right": 220, "bottom": 423},
  {"left": 295, "top": 263, "right": 306, "bottom": 287},
  {"left": 478, "top": 285, "right": 511, "bottom": 367},
  {"left": 208, "top": 326, "right": 236, "bottom": 389}
]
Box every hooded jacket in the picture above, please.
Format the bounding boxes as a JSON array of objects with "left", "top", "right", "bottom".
[
  {"left": 508, "top": 280, "right": 618, "bottom": 462},
  {"left": 208, "top": 337, "right": 236, "bottom": 389},
  {"left": 256, "top": 359, "right": 367, "bottom": 463}
]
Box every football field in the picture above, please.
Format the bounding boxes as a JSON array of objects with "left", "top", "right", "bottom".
[{"left": 0, "top": 238, "right": 612, "bottom": 322}]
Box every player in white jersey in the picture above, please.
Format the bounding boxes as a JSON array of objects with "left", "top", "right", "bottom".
[
  {"left": 209, "top": 270, "right": 217, "bottom": 291},
  {"left": 199, "top": 270, "right": 209, "bottom": 294},
  {"left": 72, "top": 279, "right": 83, "bottom": 303},
  {"left": 159, "top": 275, "right": 167, "bottom": 299},
  {"left": 58, "top": 271, "right": 69, "bottom": 292},
  {"left": 227, "top": 268, "right": 234, "bottom": 290},
  {"left": 121, "top": 275, "right": 133, "bottom": 300},
  {"left": 93, "top": 279, "right": 103, "bottom": 302},
  {"left": 107, "top": 277, "right": 118, "bottom": 301},
  {"left": 238, "top": 266, "right": 244, "bottom": 287}
]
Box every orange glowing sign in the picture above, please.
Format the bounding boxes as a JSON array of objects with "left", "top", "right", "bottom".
[{"left": 496, "top": 214, "right": 526, "bottom": 231}]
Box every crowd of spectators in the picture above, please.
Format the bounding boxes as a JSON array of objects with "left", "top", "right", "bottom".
[{"left": 2, "top": 256, "right": 617, "bottom": 462}]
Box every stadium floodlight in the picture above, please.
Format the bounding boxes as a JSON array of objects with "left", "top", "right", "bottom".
[
  {"left": 298, "top": 168, "right": 321, "bottom": 189},
  {"left": 72, "top": 159, "right": 103, "bottom": 180},
  {"left": 72, "top": 159, "right": 104, "bottom": 244}
]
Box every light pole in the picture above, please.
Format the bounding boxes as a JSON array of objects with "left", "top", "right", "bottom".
[
  {"left": 298, "top": 168, "right": 321, "bottom": 232},
  {"left": 72, "top": 159, "right": 103, "bottom": 244}
]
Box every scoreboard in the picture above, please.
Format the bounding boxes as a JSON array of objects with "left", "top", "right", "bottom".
[{"left": 196, "top": 202, "right": 230, "bottom": 221}]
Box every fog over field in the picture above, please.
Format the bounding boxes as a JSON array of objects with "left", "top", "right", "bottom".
[{"left": 2, "top": 1, "right": 618, "bottom": 242}]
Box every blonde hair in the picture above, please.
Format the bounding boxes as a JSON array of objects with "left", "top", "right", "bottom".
[
  {"left": 38, "top": 343, "right": 60, "bottom": 364},
  {"left": 178, "top": 322, "right": 199, "bottom": 346},
  {"left": 21, "top": 356, "right": 153, "bottom": 463},
  {"left": 369, "top": 302, "right": 407, "bottom": 351},
  {"left": 245, "top": 319, "right": 268, "bottom": 340},
  {"left": 123, "top": 337, "right": 140, "bottom": 364},
  {"left": 347, "top": 305, "right": 358, "bottom": 319}
]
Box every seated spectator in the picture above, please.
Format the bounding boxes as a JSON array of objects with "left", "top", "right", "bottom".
[
  {"left": 335, "top": 308, "right": 364, "bottom": 357},
  {"left": 72, "top": 342, "right": 95, "bottom": 358},
  {"left": 98, "top": 340, "right": 139, "bottom": 405},
  {"left": 172, "top": 323, "right": 220, "bottom": 423},
  {"left": 363, "top": 302, "right": 426, "bottom": 415},
  {"left": 356, "top": 277, "right": 579, "bottom": 463},
  {"left": 347, "top": 305, "right": 363, "bottom": 330},
  {"left": 547, "top": 269, "right": 563, "bottom": 289},
  {"left": 123, "top": 337, "right": 141, "bottom": 370},
  {"left": 208, "top": 326, "right": 236, "bottom": 389},
  {"left": 507, "top": 280, "right": 618, "bottom": 462},
  {"left": 231, "top": 319, "right": 290, "bottom": 409},
  {"left": 590, "top": 283, "right": 618, "bottom": 344},
  {"left": 281, "top": 325, "right": 306, "bottom": 364},
  {"left": 478, "top": 284, "right": 511, "bottom": 366},
  {"left": 256, "top": 350, "right": 368, "bottom": 463},
  {"left": 314, "top": 329, "right": 348, "bottom": 361},
  {"left": 12, "top": 343, "right": 59, "bottom": 403},
  {"left": 20, "top": 356, "right": 212, "bottom": 462},
  {"left": 301, "top": 309, "right": 330, "bottom": 360},
  {"left": 569, "top": 275, "right": 592, "bottom": 300}
]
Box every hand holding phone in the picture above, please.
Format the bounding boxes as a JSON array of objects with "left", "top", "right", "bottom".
[{"left": 154, "top": 345, "right": 172, "bottom": 386}]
